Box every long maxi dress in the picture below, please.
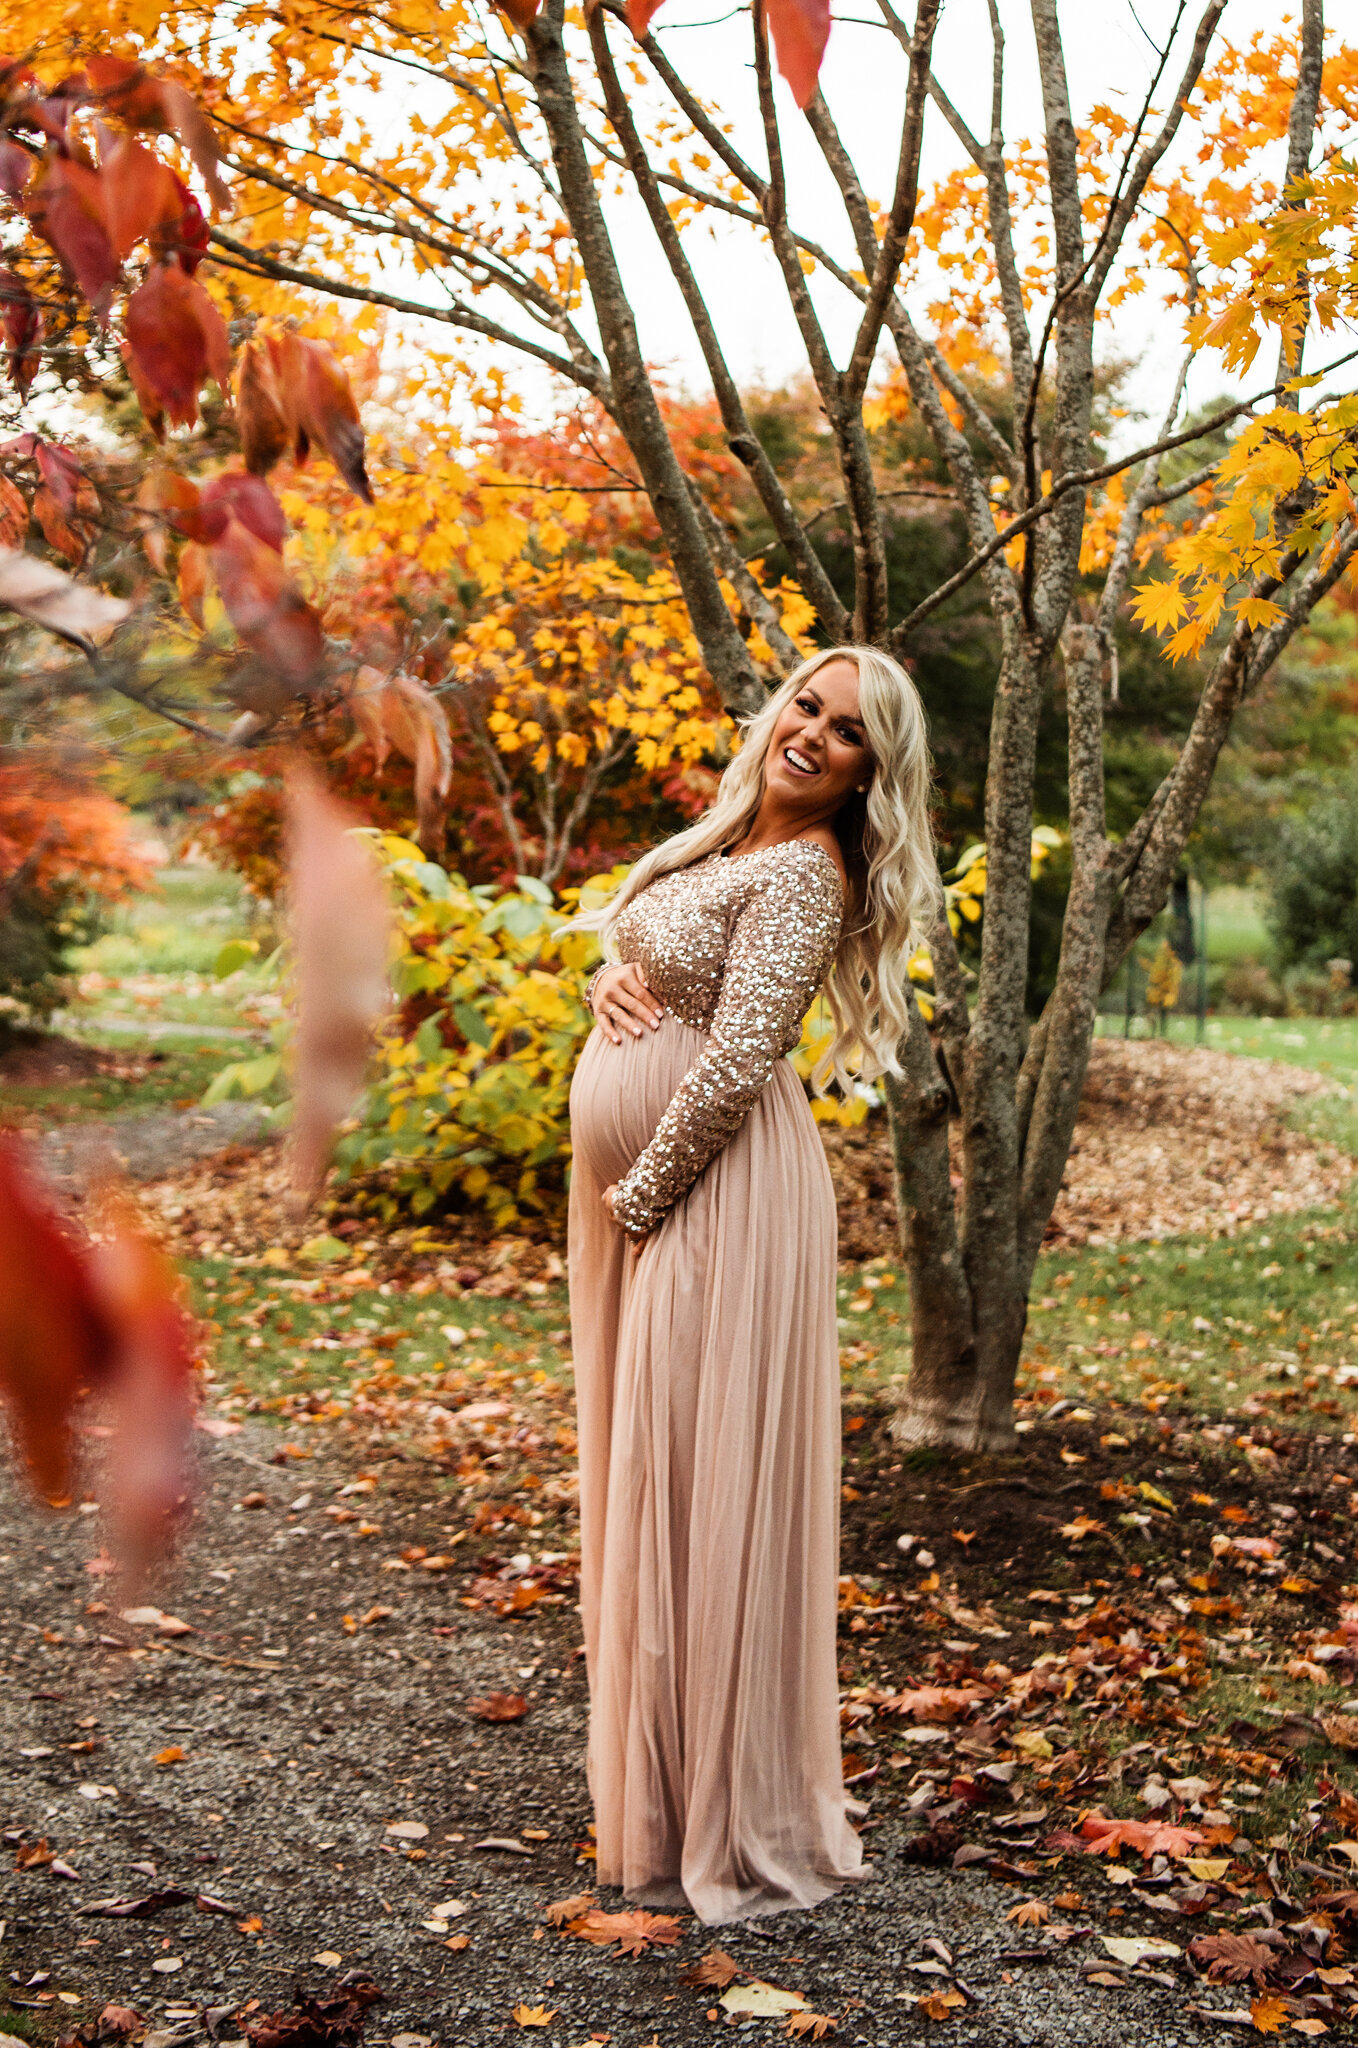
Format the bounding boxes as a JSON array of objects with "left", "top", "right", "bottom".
[{"left": 567, "top": 837, "right": 868, "bottom": 1925}]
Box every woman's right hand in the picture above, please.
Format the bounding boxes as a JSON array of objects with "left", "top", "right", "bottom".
[{"left": 592, "top": 962, "right": 664, "bottom": 1044}]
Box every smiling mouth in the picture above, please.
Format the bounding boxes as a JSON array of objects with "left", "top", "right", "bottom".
[{"left": 784, "top": 746, "right": 819, "bottom": 776}]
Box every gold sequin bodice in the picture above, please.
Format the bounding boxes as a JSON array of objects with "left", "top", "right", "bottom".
[{"left": 605, "top": 840, "right": 843, "bottom": 1238}]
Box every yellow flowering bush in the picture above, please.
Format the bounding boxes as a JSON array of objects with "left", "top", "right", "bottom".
[
  {"left": 334, "top": 836, "right": 619, "bottom": 1223},
  {"left": 336, "top": 835, "right": 865, "bottom": 1221}
]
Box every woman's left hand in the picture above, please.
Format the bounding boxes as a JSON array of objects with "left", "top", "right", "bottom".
[{"left": 602, "top": 1184, "right": 649, "bottom": 1256}]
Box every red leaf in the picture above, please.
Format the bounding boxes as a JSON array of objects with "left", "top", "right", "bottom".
[
  {"left": 27, "top": 159, "right": 119, "bottom": 316},
  {"left": 99, "top": 134, "right": 184, "bottom": 261},
  {"left": 496, "top": 0, "right": 543, "bottom": 28},
  {"left": 86, "top": 1185, "right": 197, "bottom": 1574},
  {"left": 0, "top": 135, "right": 32, "bottom": 200},
  {"left": 125, "top": 264, "right": 231, "bottom": 428},
  {"left": 0, "top": 1136, "right": 112, "bottom": 1501},
  {"left": 153, "top": 175, "right": 209, "bottom": 275},
  {"left": 207, "top": 515, "right": 326, "bottom": 690},
  {"left": 1, "top": 271, "right": 43, "bottom": 400},
  {"left": 85, "top": 57, "right": 230, "bottom": 215},
  {"left": 625, "top": 0, "right": 665, "bottom": 38},
  {"left": 286, "top": 771, "right": 390, "bottom": 1201},
  {"left": 763, "top": 0, "right": 831, "bottom": 108},
  {"left": 200, "top": 472, "right": 286, "bottom": 553}
]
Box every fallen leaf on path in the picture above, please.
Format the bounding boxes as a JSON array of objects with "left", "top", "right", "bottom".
[
  {"left": 16, "top": 1839, "right": 53, "bottom": 1869},
  {"left": 567, "top": 1910, "right": 680, "bottom": 1957},
  {"left": 544, "top": 1893, "right": 594, "bottom": 1928},
  {"left": 312, "top": 1953, "right": 342, "bottom": 1968},
  {"left": 1059, "top": 1515, "right": 1107, "bottom": 1542},
  {"left": 918, "top": 1989, "right": 967, "bottom": 2018},
  {"left": 153, "top": 1747, "right": 185, "bottom": 1766},
  {"left": 720, "top": 1984, "right": 807, "bottom": 2017},
  {"left": 1188, "top": 1935, "right": 1284, "bottom": 1987},
  {"left": 468, "top": 1692, "right": 529, "bottom": 1722},
  {"left": 679, "top": 1949, "right": 739, "bottom": 1989},
  {"left": 384, "top": 1823, "right": 428, "bottom": 1841},
  {"left": 150, "top": 1959, "right": 183, "bottom": 1975},
  {"left": 511, "top": 2008, "right": 555, "bottom": 2029},
  {"left": 50, "top": 1858, "right": 81, "bottom": 1880},
  {"left": 82, "top": 1889, "right": 193, "bottom": 1918},
  {"left": 120, "top": 1608, "right": 192, "bottom": 1636},
  {"left": 1081, "top": 1816, "right": 1202, "bottom": 1858},
  {"left": 1249, "top": 1997, "right": 1288, "bottom": 2033},
  {"left": 786, "top": 2015, "right": 837, "bottom": 2040},
  {"left": 1006, "top": 1899, "right": 1048, "bottom": 1927},
  {"left": 1101, "top": 1936, "right": 1181, "bottom": 1968},
  {"left": 473, "top": 1837, "right": 531, "bottom": 1856}
]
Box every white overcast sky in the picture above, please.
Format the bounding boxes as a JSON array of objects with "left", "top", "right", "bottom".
[{"left": 476, "top": 0, "right": 1320, "bottom": 439}]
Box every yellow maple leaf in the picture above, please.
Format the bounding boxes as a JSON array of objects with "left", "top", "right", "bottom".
[
  {"left": 1130, "top": 579, "right": 1188, "bottom": 633},
  {"left": 1248, "top": 1995, "right": 1288, "bottom": 2033},
  {"left": 511, "top": 2005, "right": 557, "bottom": 2028}
]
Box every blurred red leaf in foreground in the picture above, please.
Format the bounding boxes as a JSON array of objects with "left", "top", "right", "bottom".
[
  {"left": 288, "top": 771, "right": 390, "bottom": 1204},
  {"left": 0, "top": 1138, "right": 196, "bottom": 1570}
]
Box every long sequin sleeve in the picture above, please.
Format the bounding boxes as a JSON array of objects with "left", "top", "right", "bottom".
[{"left": 609, "top": 844, "right": 842, "bottom": 1239}]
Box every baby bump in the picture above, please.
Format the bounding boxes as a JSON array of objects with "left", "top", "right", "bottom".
[{"left": 570, "top": 1011, "right": 710, "bottom": 1186}]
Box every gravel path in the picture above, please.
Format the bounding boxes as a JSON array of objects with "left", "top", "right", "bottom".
[
  {"left": 36, "top": 1104, "right": 274, "bottom": 1186},
  {"left": 0, "top": 1427, "right": 1221, "bottom": 2046}
]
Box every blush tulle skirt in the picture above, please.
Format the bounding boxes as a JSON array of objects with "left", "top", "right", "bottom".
[{"left": 567, "top": 1013, "right": 867, "bottom": 1924}]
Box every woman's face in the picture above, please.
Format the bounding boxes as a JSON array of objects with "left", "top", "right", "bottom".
[{"left": 763, "top": 659, "right": 873, "bottom": 814}]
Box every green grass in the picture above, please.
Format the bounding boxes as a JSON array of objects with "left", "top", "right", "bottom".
[
  {"left": 1096, "top": 1010, "right": 1358, "bottom": 1080},
  {"left": 71, "top": 861, "right": 260, "bottom": 978},
  {"left": 1, "top": 1042, "right": 230, "bottom": 1127},
  {"left": 193, "top": 1254, "right": 576, "bottom": 1425},
  {"left": 1204, "top": 882, "right": 1269, "bottom": 963}
]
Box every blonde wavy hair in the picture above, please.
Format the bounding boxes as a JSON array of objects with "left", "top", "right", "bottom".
[{"left": 579, "top": 646, "right": 940, "bottom": 1087}]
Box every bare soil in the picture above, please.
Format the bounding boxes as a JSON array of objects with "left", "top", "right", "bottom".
[{"left": 2, "top": 1407, "right": 1305, "bottom": 2048}]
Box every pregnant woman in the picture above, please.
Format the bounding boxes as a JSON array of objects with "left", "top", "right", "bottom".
[{"left": 567, "top": 645, "right": 939, "bottom": 1924}]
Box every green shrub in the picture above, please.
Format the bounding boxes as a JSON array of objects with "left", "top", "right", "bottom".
[{"left": 1269, "top": 791, "right": 1358, "bottom": 973}]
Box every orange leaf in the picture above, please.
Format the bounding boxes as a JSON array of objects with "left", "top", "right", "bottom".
[
  {"left": 99, "top": 135, "right": 183, "bottom": 261},
  {"left": 153, "top": 1746, "right": 185, "bottom": 1766},
  {"left": 567, "top": 1908, "right": 680, "bottom": 1956},
  {"left": 543, "top": 1892, "right": 594, "bottom": 1928},
  {"left": 511, "top": 2008, "right": 555, "bottom": 2029},
  {"left": 1080, "top": 1815, "right": 1203, "bottom": 1858},
  {"left": 1249, "top": 1995, "right": 1288, "bottom": 2033},
  {"left": 32, "top": 484, "right": 83, "bottom": 564},
  {"left": 135, "top": 469, "right": 204, "bottom": 571},
  {"left": 0, "top": 473, "right": 27, "bottom": 547},
  {"left": 287, "top": 772, "right": 390, "bottom": 1202},
  {"left": 468, "top": 1691, "right": 530, "bottom": 1722},
  {"left": 786, "top": 2017, "right": 837, "bottom": 2041},
  {"left": 177, "top": 540, "right": 208, "bottom": 627},
  {"left": 679, "top": 1948, "right": 740, "bottom": 1989},
  {"left": 85, "top": 57, "right": 230, "bottom": 215}
]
